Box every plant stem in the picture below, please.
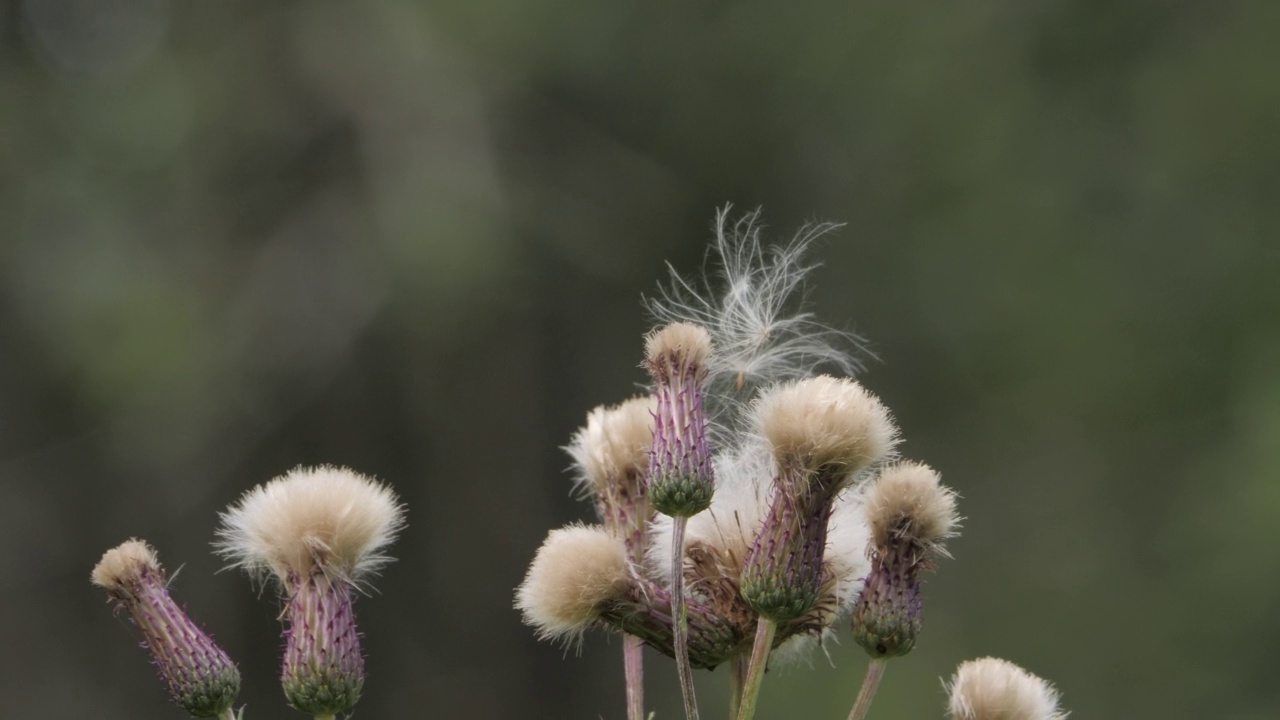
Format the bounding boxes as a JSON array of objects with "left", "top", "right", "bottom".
[
  {"left": 670, "top": 515, "right": 700, "bottom": 720},
  {"left": 846, "top": 658, "right": 887, "bottom": 720},
  {"left": 735, "top": 617, "right": 777, "bottom": 720},
  {"left": 623, "top": 633, "right": 645, "bottom": 720},
  {"left": 728, "top": 648, "right": 749, "bottom": 720},
  {"left": 218, "top": 709, "right": 237, "bottom": 720}
]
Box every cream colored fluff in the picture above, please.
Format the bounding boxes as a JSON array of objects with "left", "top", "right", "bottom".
[
  {"left": 566, "top": 396, "right": 654, "bottom": 495},
  {"left": 947, "top": 657, "right": 1067, "bottom": 720},
  {"left": 644, "top": 322, "right": 713, "bottom": 369},
  {"left": 515, "top": 524, "right": 629, "bottom": 643},
  {"left": 864, "top": 461, "right": 959, "bottom": 551},
  {"left": 92, "top": 538, "right": 160, "bottom": 590},
  {"left": 755, "top": 375, "right": 897, "bottom": 473},
  {"left": 216, "top": 465, "right": 405, "bottom": 585}
]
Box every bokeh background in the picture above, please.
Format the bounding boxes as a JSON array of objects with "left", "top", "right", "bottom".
[{"left": 3, "top": 0, "right": 1278, "bottom": 718}]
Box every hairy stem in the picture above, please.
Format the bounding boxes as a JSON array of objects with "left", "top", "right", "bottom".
[
  {"left": 735, "top": 617, "right": 777, "bottom": 720},
  {"left": 623, "top": 633, "right": 645, "bottom": 720},
  {"left": 670, "top": 516, "right": 700, "bottom": 720},
  {"left": 846, "top": 658, "right": 887, "bottom": 720}
]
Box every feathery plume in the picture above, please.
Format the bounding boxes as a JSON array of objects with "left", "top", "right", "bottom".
[
  {"left": 740, "top": 377, "right": 897, "bottom": 622},
  {"left": 216, "top": 466, "right": 405, "bottom": 717},
  {"left": 946, "top": 657, "right": 1067, "bottom": 720},
  {"left": 645, "top": 207, "right": 866, "bottom": 424},
  {"left": 851, "top": 462, "right": 959, "bottom": 658},
  {"left": 92, "top": 540, "right": 240, "bottom": 719}
]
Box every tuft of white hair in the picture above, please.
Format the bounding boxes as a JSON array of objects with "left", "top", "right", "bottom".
[
  {"left": 754, "top": 375, "right": 898, "bottom": 474},
  {"left": 946, "top": 657, "right": 1068, "bottom": 720},
  {"left": 864, "top": 461, "right": 960, "bottom": 554},
  {"left": 92, "top": 538, "right": 161, "bottom": 590},
  {"left": 515, "top": 524, "right": 629, "bottom": 644},
  {"left": 565, "top": 396, "right": 654, "bottom": 497},
  {"left": 644, "top": 322, "right": 714, "bottom": 370},
  {"left": 644, "top": 206, "right": 867, "bottom": 431},
  {"left": 215, "top": 465, "right": 406, "bottom": 586}
]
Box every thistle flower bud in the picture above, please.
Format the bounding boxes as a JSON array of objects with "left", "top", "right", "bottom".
[
  {"left": 216, "top": 466, "right": 405, "bottom": 716},
  {"left": 740, "top": 377, "right": 897, "bottom": 621},
  {"left": 851, "top": 461, "right": 958, "bottom": 658},
  {"left": 92, "top": 540, "right": 240, "bottom": 718},
  {"left": 644, "top": 322, "right": 716, "bottom": 517},
  {"left": 516, "top": 524, "right": 744, "bottom": 668},
  {"left": 946, "top": 657, "right": 1067, "bottom": 720},
  {"left": 566, "top": 397, "right": 656, "bottom": 562}
]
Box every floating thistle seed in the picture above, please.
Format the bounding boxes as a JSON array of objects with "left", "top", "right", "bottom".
[
  {"left": 515, "top": 524, "right": 744, "bottom": 669},
  {"left": 92, "top": 539, "right": 240, "bottom": 718},
  {"left": 946, "top": 657, "right": 1068, "bottom": 720},
  {"left": 215, "top": 465, "right": 405, "bottom": 717},
  {"left": 566, "top": 396, "right": 656, "bottom": 562},
  {"left": 851, "top": 461, "right": 959, "bottom": 658},
  {"left": 739, "top": 376, "right": 897, "bottom": 622},
  {"left": 644, "top": 322, "right": 715, "bottom": 517}
]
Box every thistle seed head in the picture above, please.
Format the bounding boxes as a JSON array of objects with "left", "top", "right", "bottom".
[
  {"left": 92, "top": 540, "right": 240, "bottom": 718},
  {"left": 215, "top": 465, "right": 406, "bottom": 587},
  {"left": 515, "top": 524, "right": 630, "bottom": 644},
  {"left": 852, "top": 462, "right": 960, "bottom": 658},
  {"left": 946, "top": 657, "right": 1068, "bottom": 720},
  {"left": 644, "top": 322, "right": 716, "bottom": 517},
  {"left": 566, "top": 397, "right": 656, "bottom": 560}
]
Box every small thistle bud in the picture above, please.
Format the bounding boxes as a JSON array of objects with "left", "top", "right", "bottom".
[
  {"left": 740, "top": 376, "right": 897, "bottom": 621},
  {"left": 644, "top": 322, "right": 716, "bottom": 517},
  {"left": 216, "top": 466, "right": 405, "bottom": 717},
  {"left": 92, "top": 540, "right": 240, "bottom": 718},
  {"left": 515, "top": 524, "right": 744, "bottom": 668},
  {"left": 946, "top": 657, "right": 1067, "bottom": 720},
  {"left": 566, "top": 397, "right": 656, "bottom": 562},
  {"left": 851, "top": 461, "right": 959, "bottom": 658}
]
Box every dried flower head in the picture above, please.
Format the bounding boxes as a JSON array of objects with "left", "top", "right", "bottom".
[
  {"left": 215, "top": 465, "right": 405, "bottom": 586},
  {"left": 946, "top": 657, "right": 1067, "bottom": 720},
  {"left": 566, "top": 396, "right": 656, "bottom": 560},
  {"left": 645, "top": 322, "right": 716, "bottom": 517},
  {"left": 516, "top": 524, "right": 744, "bottom": 665},
  {"left": 645, "top": 207, "right": 866, "bottom": 421},
  {"left": 852, "top": 462, "right": 960, "bottom": 658},
  {"left": 216, "top": 466, "right": 405, "bottom": 717},
  {"left": 516, "top": 524, "right": 631, "bottom": 644},
  {"left": 740, "top": 377, "right": 897, "bottom": 622},
  {"left": 92, "top": 539, "right": 240, "bottom": 718}
]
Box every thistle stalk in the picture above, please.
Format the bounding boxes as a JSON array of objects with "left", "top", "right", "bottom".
[
  {"left": 734, "top": 617, "right": 777, "bottom": 720},
  {"left": 846, "top": 658, "right": 886, "bottom": 720}
]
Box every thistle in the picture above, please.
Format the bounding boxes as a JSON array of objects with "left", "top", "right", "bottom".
[
  {"left": 739, "top": 376, "right": 897, "bottom": 622},
  {"left": 643, "top": 321, "right": 716, "bottom": 720},
  {"left": 565, "top": 397, "right": 655, "bottom": 720},
  {"left": 851, "top": 461, "right": 959, "bottom": 659},
  {"left": 92, "top": 539, "right": 240, "bottom": 719},
  {"left": 845, "top": 461, "right": 960, "bottom": 720},
  {"left": 735, "top": 376, "right": 897, "bottom": 720},
  {"left": 514, "top": 524, "right": 743, "bottom": 668},
  {"left": 945, "top": 657, "right": 1068, "bottom": 720},
  {"left": 216, "top": 465, "right": 405, "bottom": 719}
]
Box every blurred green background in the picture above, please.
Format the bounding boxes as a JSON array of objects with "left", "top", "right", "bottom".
[{"left": 3, "top": 0, "right": 1278, "bottom": 717}]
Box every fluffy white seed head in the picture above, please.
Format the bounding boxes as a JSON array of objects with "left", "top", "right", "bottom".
[
  {"left": 215, "top": 465, "right": 405, "bottom": 586},
  {"left": 755, "top": 376, "right": 898, "bottom": 475},
  {"left": 946, "top": 657, "right": 1067, "bottom": 720},
  {"left": 92, "top": 538, "right": 161, "bottom": 591},
  {"left": 865, "top": 461, "right": 960, "bottom": 553},
  {"left": 566, "top": 396, "right": 655, "bottom": 495},
  {"left": 644, "top": 207, "right": 866, "bottom": 411},
  {"left": 515, "top": 524, "right": 629, "bottom": 643},
  {"left": 644, "top": 322, "right": 713, "bottom": 374}
]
